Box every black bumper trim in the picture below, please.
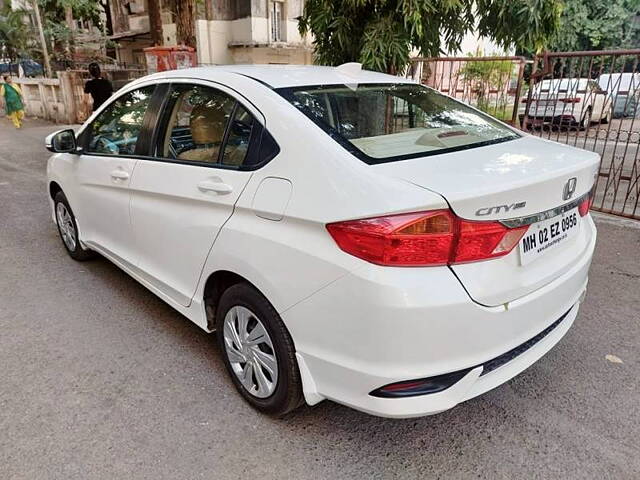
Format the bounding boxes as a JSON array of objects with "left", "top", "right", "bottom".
[{"left": 369, "top": 307, "right": 573, "bottom": 398}]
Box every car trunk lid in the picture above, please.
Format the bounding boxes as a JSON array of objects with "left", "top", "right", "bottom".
[{"left": 373, "top": 135, "right": 600, "bottom": 306}]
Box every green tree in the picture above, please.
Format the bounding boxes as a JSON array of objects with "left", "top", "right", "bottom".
[
  {"left": 39, "top": 0, "right": 102, "bottom": 62},
  {"left": 0, "top": 9, "right": 31, "bottom": 61},
  {"left": 547, "top": 0, "right": 640, "bottom": 52},
  {"left": 298, "top": 0, "right": 563, "bottom": 73},
  {"left": 459, "top": 50, "right": 514, "bottom": 112}
]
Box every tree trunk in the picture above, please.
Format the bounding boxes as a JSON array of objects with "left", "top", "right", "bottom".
[
  {"left": 32, "top": 0, "right": 52, "bottom": 77},
  {"left": 148, "top": 0, "right": 163, "bottom": 46},
  {"left": 65, "top": 6, "right": 75, "bottom": 62},
  {"left": 205, "top": 0, "right": 214, "bottom": 21},
  {"left": 176, "top": 0, "right": 196, "bottom": 48}
]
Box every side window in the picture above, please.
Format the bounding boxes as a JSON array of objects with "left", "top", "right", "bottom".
[
  {"left": 86, "top": 86, "right": 154, "bottom": 156},
  {"left": 221, "top": 104, "right": 255, "bottom": 166},
  {"left": 160, "top": 84, "right": 235, "bottom": 163}
]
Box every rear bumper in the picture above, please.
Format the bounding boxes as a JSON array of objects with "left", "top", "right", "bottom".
[
  {"left": 520, "top": 113, "right": 581, "bottom": 126},
  {"left": 284, "top": 217, "right": 596, "bottom": 418}
]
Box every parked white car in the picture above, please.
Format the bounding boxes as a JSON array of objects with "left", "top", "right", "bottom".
[
  {"left": 598, "top": 72, "right": 640, "bottom": 118},
  {"left": 521, "top": 78, "right": 612, "bottom": 128},
  {"left": 46, "top": 65, "right": 598, "bottom": 418}
]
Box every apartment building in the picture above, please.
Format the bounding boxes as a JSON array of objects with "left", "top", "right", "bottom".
[
  {"left": 196, "top": 0, "right": 312, "bottom": 65},
  {"left": 106, "top": 0, "right": 312, "bottom": 67}
]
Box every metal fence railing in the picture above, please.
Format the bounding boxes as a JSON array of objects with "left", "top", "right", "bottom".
[
  {"left": 524, "top": 50, "right": 640, "bottom": 219},
  {"left": 406, "top": 56, "right": 528, "bottom": 125},
  {"left": 410, "top": 51, "right": 640, "bottom": 220}
]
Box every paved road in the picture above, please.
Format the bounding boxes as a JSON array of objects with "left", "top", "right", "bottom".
[{"left": 1, "top": 118, "right": 639, "bottom": 479}]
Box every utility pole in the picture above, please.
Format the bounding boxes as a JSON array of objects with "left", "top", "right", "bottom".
[{"left": 32, "top": 0, "right": 52, "bottom": 77}]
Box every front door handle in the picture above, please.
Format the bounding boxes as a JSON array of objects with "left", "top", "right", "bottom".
[
  {"left": 197, "top": 180, "right": 233, "bottom": 195},
  {"left": 110, "top": 169, "right": 130, "bottom": 181}
]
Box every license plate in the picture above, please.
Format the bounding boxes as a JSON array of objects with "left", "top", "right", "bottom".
[{"left": 519, "top": 208, "right": 581, "bottom": 265}]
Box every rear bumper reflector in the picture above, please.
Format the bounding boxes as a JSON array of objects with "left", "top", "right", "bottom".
[{"left": 369, "top": 308, "right": 572, "bottom": 398}]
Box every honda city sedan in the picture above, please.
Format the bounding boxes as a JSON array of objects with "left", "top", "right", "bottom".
[
  {"left": 521, "top": 77, "right": 612, "bottom": 128},
  {"left": 46, "top": 64, "right": 598, "bottom": 418}
]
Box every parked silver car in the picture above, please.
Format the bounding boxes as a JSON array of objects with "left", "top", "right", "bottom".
[
  {"left": 520, "top": 78, "right": 612, "bottom": 128},
  {"left": 598, "top": 73, "right": 640, "bottom": 118}
]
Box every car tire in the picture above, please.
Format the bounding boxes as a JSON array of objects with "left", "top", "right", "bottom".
[
  {"left": 216, "top": 282, "right": 304, "bottom": 417},
  {"left": 53, "top": 191, "right": 96, "bottom": 261}
]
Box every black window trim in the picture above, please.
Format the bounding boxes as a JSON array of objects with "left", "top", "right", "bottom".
[
  {"left": 275, "top": 82, "right": 521, "bottom": 166},
  {"left": 79, "top": 83, "right": 159, "bottom": 158},
  {"left": 76, "top": 78, "right": 281, "bottom": 172},
  {"left": 138, "top": 81, "right": 278, "bottom": 172}
]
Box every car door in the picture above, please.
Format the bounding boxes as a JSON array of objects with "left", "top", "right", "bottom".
[
  {"left": 128, "top": 82, "right": 262, "bottom": 307},
  {"left": 73, "top": 85, "right": 156, "bottom": 265}
]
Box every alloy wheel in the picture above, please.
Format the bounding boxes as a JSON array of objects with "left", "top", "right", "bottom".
[
  {"left": 56, "top": 202, "right": 77, "bottom": 251},
  {"left": 223, "top": 306, "right": 278, "bottom": 398}
]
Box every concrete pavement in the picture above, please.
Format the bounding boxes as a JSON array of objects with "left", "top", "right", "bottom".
[{"left": 1, "top": 117, "right": 639, "bottom": 479}]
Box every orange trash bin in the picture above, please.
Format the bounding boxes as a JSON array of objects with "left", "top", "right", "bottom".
[{"left": 144, "top": 46, "right": 197, "bottom": 73}]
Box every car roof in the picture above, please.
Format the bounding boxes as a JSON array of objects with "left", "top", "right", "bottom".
[{"left": 141, "top": 64, "right": 416, "bottom": 89}]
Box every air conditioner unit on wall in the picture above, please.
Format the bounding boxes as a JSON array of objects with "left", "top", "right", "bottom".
[
  {"left": 161, "top": 12, "right": 172, "bottom": 24},
  {"left": 129, "top": 15, "right": 150, "bottom": 32},
  {"left": 126, "top": 0, "right": 145, "bottom": 14}
]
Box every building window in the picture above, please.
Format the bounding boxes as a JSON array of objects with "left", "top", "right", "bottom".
[{"left": 270, "top": 1, "right": 283, "bottom": 42}]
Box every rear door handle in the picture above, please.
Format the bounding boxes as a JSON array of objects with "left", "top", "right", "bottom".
[
  {"left": 197, "top": 180, "right": 233, "bottom": 195},
  {"left": 110, "top": 169, "right": 130, "bottom": 180}
]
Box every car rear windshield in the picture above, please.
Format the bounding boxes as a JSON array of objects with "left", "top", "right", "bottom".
[{"left": 276, "top": 83, "right": 519, "bottom": 164}]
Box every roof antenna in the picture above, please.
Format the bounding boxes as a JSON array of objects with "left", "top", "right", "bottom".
[
  {"left": 336, "top": 62, "right": 362, "bottom": 78},
  {"left": 336, "top": 62, "right": 362, "bottom": 90}
]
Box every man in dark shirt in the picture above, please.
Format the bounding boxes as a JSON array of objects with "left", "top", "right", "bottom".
[{"left": 84, "top": 63, "right": 113, "bottom": 111}]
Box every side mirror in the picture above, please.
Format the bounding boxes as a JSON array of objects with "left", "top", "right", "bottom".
[{"left": 45, "top": 129, "right": 77, "bottom": 153}]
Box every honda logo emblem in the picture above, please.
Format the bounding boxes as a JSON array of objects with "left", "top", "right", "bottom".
[{"left": 563, "top": 177, "right": 577, "bottom": 200}]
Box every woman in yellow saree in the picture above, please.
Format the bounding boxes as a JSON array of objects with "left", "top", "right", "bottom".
[{"left": 1, "top": 76, "right": 25, "bottom": 129}]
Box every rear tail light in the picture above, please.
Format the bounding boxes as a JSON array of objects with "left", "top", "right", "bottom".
[
  {"left": 326, "top": 210, "right": 529, "bottom": 267},
  {"left": 559, "top": 97, "right": 581, "bottom": 103},
  {"left": 578, "top": 190, "right": 594, "bottom": 216}
]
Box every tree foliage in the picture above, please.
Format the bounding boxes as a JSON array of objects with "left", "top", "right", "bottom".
[
  {"left": 299, "top": 0, "right": 562, "bottom": 73},
  {"left": 546, "top": 0, "right": 640, "bottom": 52},
  {"left": 459, "top": 50, "right": 513, "bottom": 110},
  {"left": 40, "top": 0, "right": 102, "bottom": 61},
  {"left": 3, "top": 0, "right": 103, "bottom": 65},
  {"left": 0, "top": 2, "right": 32, "bottom": 61}
]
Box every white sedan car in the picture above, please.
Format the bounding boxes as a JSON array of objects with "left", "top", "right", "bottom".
[
  {"left": 46, "top": 65, "right": 598, "bottom": 418},
  {"left": 521, "top": 78, "right": 612, "bottom": 128}
]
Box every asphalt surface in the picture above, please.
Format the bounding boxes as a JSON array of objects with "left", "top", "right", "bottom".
[{"left": 1, "top": 117, "right": 639, "bottom": 479}]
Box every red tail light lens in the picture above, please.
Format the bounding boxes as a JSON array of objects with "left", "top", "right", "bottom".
[
  {"left": 454, "top": 220, "right": 528, "bottom": 264},
  {"left": 326, "top": 210, "right": 455, "bottom": 266},
  {"left": 578, "top": 192, "right": 594, "bottom": 216},
  {"left": 559, "top": 97, "right": 581, "bottom": 103},
  {"left": 327, "top": 210, "right": 529, "bottom": 267}
]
